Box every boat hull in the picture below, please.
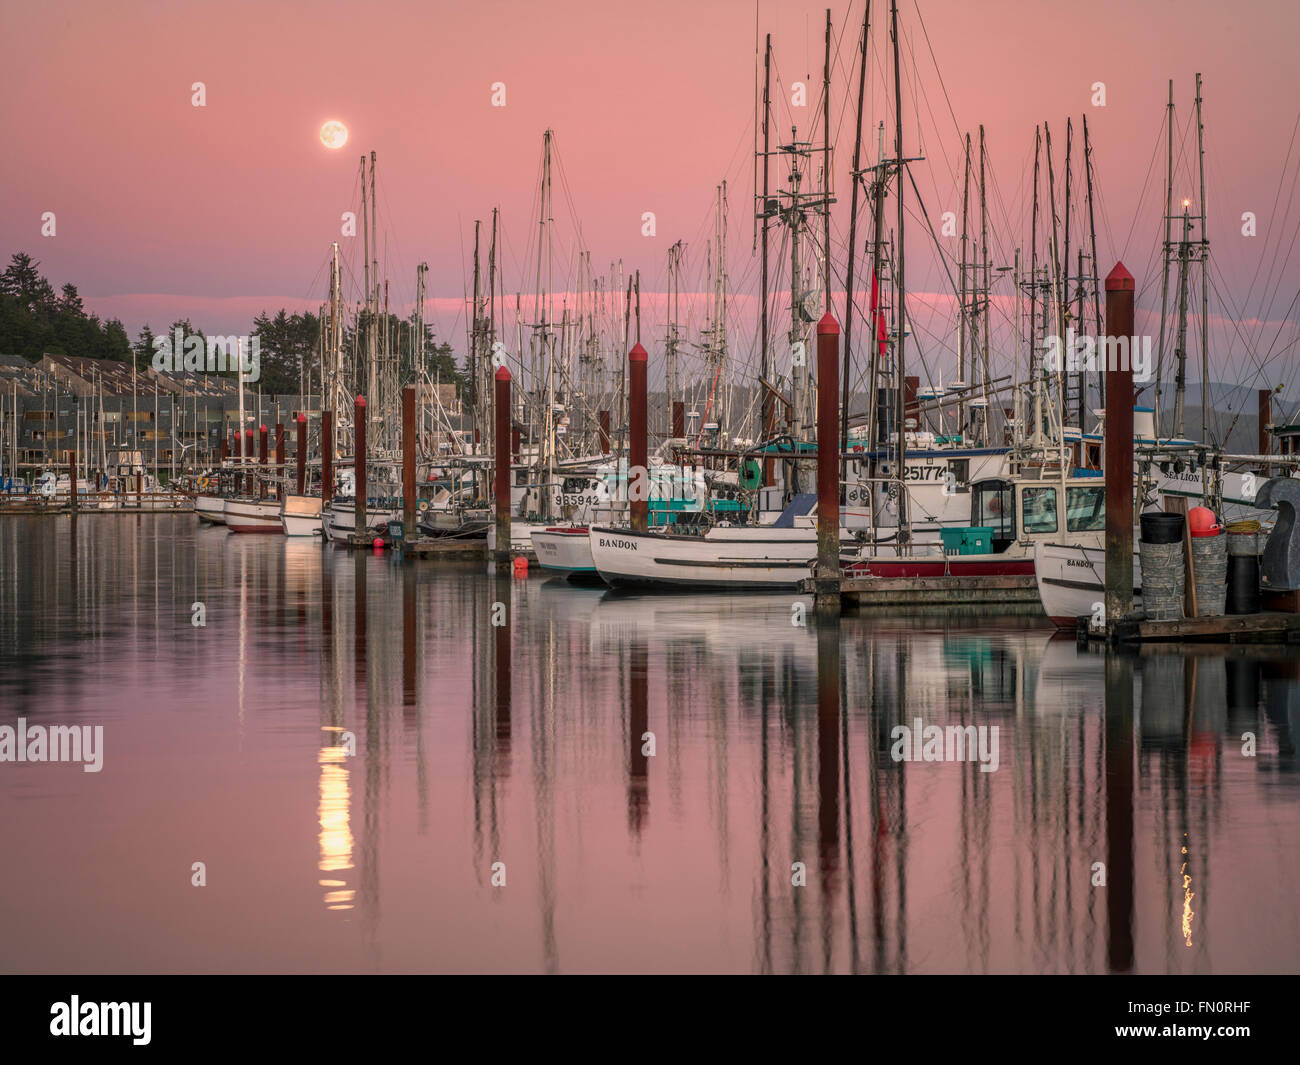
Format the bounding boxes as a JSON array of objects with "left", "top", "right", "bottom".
[
  {"left": 280, "top": 494, "right": 323, "bottom": 537},
  {"left": 531, "top": 527, "right": 596, "bottom": 576},
  {"left": 589, "top": 525, "right": 818, "bottom": 591},
  {"left": 195, "top": 495, "right": 227, "bottom": 524},
  {"left": 1034, "top": 541, "right": 1140, "bottom": 628},
  {"left": 224, "top": 498, "right": 284, "bottom": 533}
]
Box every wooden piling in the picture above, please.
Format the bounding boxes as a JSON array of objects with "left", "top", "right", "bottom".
[
  {"left": 258, "top": 425, "right": 269, "bottom": 499},
  {"left": 322, "top": 410, "right": 334, "bottom": 505},
  {"left": 274, "top": 422, "right": 285, "bottom": 500},
  {"left": 1104, "top": 262, "right": 1135, "bottom": 635},
  {"left": 494, "top": 366, "right": 511, "bottom": 569},
  {"left": 295, "top": 413, "right": 307, "bottom": 495},
  {"left": 599, "top": 409, "right": 611, "bottom": 455},
  {"left": 816, "top": 312, "right": 841, "bottom": 610},
  {"left": 402, "top": 385, "right": 416, "bottom": 540},
  {"left": 629, "top": 342, "right": 648, "bottom": 533},
  {"left": 354, "top": 396, "right": 367, "bottom": 536}
]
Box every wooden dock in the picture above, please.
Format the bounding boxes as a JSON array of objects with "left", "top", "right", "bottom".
[
  {"left": 1082, "top": 611, "right": 1300, "bottom": 644},
  {"left": 807, "top": 574, "right": 1043, "bottom": 613}
]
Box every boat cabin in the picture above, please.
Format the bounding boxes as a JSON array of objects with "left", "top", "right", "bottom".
[{"left": 969, "top": 477, "right": 1106, "bottom": 551}]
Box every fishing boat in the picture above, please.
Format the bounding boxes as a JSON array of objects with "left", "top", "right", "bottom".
[
  {"left": 195, "top": 494, "right": 227, "bottom": 524},
  {"left": 280, "top": 493, "right": 322, "bottom": 536},
  {"left": 845, "top": 475, "right": 1106, "bottom": 578},
  {"left": 531, "top": 525, "right": 598, "bottom": 577},
  {"left": 589, "top": 494, "right": 865, "bottom": 591},
  {"left": 224, "top": 496, "right": 283, "bottom": 533}
]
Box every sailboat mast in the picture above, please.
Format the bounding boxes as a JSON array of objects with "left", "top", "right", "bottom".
[
  {"left": 891, "top": 0, "right": 907, "bottom": 536},
  {"left": 842, "top": 0, "right": 870, "bottom": 489},
  {"left": 1156, "top": 81, "right": 1174, "bottom": 436},
  {"left": 1196, "top": 72, "right": 1209, "bottom": 495}
]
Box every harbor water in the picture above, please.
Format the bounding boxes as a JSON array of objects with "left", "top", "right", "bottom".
[{"left": 1, "top": 515, "right": 1298, "bottom": 974}]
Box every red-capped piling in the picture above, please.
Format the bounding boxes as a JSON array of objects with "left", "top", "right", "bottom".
[
  {"left": 243, "top": 428, "right": 254, "bottom": 496},
  {"left": 494, "top": 366, "right": 512, "bottom": 569},
  {"left": 321, "top": 410, "right": 334, "bottom": 504},
  {"left": 295, "top": 413, "right": 307, "bottom": 495},
  {"left": 816, "top": 312, "right": 841, "bottom": 609},
  {"left": 354, "top": 396, "right": 367, "bottom": 538},
  {"left": 1104, "top": 263, "right": 1136, "bottom": 632},
  {"left": 274, "top": 423, "right": 285, "bottom": 500},
  {"left": 402, "top": 385, "right": 416, "bottom": 540},
  {"left": 258, "top": 425, "right": 269, "bottom": 499},
  {"left": 629, "top": 343, "right": 649, "bottom": 533}
]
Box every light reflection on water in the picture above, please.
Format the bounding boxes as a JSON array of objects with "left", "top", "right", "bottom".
[{"left": 0, "top": 514, "right": 1297, "bottom": 974}]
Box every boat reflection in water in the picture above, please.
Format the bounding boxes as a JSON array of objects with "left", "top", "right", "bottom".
[{"left": 0, "top": 516, "right": 1296, "bottom": 973}]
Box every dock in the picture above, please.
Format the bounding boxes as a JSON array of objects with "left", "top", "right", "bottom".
[
  {"left": 1082, "top": 611, "right": 1300, "bottom": 644},
  {"left": 805, "top": 574, "right": 1043, "bottom": 613}
]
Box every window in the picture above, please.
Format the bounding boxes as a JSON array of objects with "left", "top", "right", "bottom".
[
  {"left": 971, "top": 480, "right": 1015, "bottom": 539},
  {"left": 1066, "top": 485, "right": 1105, "bottom": 531},
  {"left": 947, "top": 459, "right": 970, "bottom": 492},
  {"left": 1021, "top": 487, "right": 1058, "bottom": 534}
]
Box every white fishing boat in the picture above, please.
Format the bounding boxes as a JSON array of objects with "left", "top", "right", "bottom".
[
  {"left": 224, "top": 497, "right": 283, "bottom": 533},
  {"left": 195, "top": 494, "right": 227, "bottom": 524},
  {"left": 1034, "top": 540, "right": 1140, "bottom": 628},
  {"left": 280, "top": 493, "right": 323, "bottom": 536},
  {"left": 531, "top": 526, "right": 597, "bottom": 577},
  {"left": 321, "top": 498, "right": 399, "bottom": 542},
  {"left": 588, "top": 495, "right": 861, "bottom": 591}
]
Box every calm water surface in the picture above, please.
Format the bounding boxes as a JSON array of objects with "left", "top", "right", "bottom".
[{"left": 1, "top": 514, "right": 1297, "bottom": 974}]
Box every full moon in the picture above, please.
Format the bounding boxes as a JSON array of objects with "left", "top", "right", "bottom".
[{"left": 320, "top": 120, "right": 349, "bottom": 150}]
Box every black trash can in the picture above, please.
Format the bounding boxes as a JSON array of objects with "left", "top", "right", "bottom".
[{"left": 1140, "top": 512, "right": 1185, "bottom": 544}]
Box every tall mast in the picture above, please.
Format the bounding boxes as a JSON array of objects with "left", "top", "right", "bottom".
[
  {"left": 842, "top": 1, "right": 870, "bottom": 488},
  {"left": 1045, "top": 122, "right": 1064, "bottom": 431},
  {"left": 1196, "top": 72, "right": 1209, "bottom": 475},
  {"left": 979, "top": 125, "right": 991, "bottom": 445},
  {"left": 891, "top": 0, "right": 907, "bottom": 535},
  {"left": 1083, "top": 114, "right": 1103, "bottom": 407},
  {"left": 1156, "top": 81, "right": 1174, "bottom": 435},
  {"left": 759, "top": 34, "right": 773, "bottom": 477},
  {"left": 821, "top": 7, "right": 832, "bottom": 300},
  {"left": 1063, "top": 118, "right": 1074, "bottom": 428},
  {"left": 959, "top": 132, "right": 970, "bottom": 438},
  {"left": 1029, "top": 126, "right": 1041, "bottom": 444},
  {"left": 1173, "top": 199, "right": 1192, "bottom": 437},
  {"left": 471, "top": 219, "right": 482, "bottom": 446}
]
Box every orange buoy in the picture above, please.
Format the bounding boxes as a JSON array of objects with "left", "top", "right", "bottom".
[
  {"left": 513, "top": 555, "right": 529, "bottom": 574},
  {"left": 1189, "top": 505, "right": 1220, "bottom": 537}
]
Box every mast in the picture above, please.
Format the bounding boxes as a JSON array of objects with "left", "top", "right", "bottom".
[
  {"left": 821, "top": 7, "right": 832, "bottom": 300},
  {"left": 842, "top": 1, "right": 870, "bottom": 490},
  {"left": 760, "top": 34, "right": 773, "bottom": 480},
  {"left": 1196, "top": 72, "right": 1209, "bottom": 491},
  {"left": 979, "top": 125, "right": 991, "bottom": 445},
  {"left": 1083, "top": 114, "right": 1103, "bottom": 407},
  {"left": 1029, "top": 126, "right": 1041, "bottom": 445},
  {"left": 891, "top": 0, "right": 907, "bottom": 536},
  {"left": 1045, "top": 122, "right": 1064, "bottom": 431},
  {"left": 1173, "top": 199, "right": 1192, "bottom": 437},
  {"left": 1157, "top": 81, "right": 1174, "bottom": 436},
  {"left": 959, "top": 132, "right": 970, "bottom": 438},
  {"left": 1063, "top": 118, "right": 1074, "bottom": 428}
]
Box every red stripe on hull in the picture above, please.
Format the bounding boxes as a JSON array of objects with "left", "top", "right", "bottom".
[
  {"left": 846, "top": 559, "right": 1034, "bottom": 578},
  {"left": 227, "top": 523, "right": 282, "bottom": 534}
]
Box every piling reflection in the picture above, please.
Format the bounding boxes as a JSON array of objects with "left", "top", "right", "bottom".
[{"left": 1, "top": 518, "right": 1299, "bottom": 973}]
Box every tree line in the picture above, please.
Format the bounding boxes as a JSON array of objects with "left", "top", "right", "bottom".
[{"left": 0, "top": 251, "right": 467, "bottom": 399}]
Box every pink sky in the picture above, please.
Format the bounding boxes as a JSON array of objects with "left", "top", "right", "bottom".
[{"left": 3, "top": 0, "right": 1299, "bottom": 388}]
